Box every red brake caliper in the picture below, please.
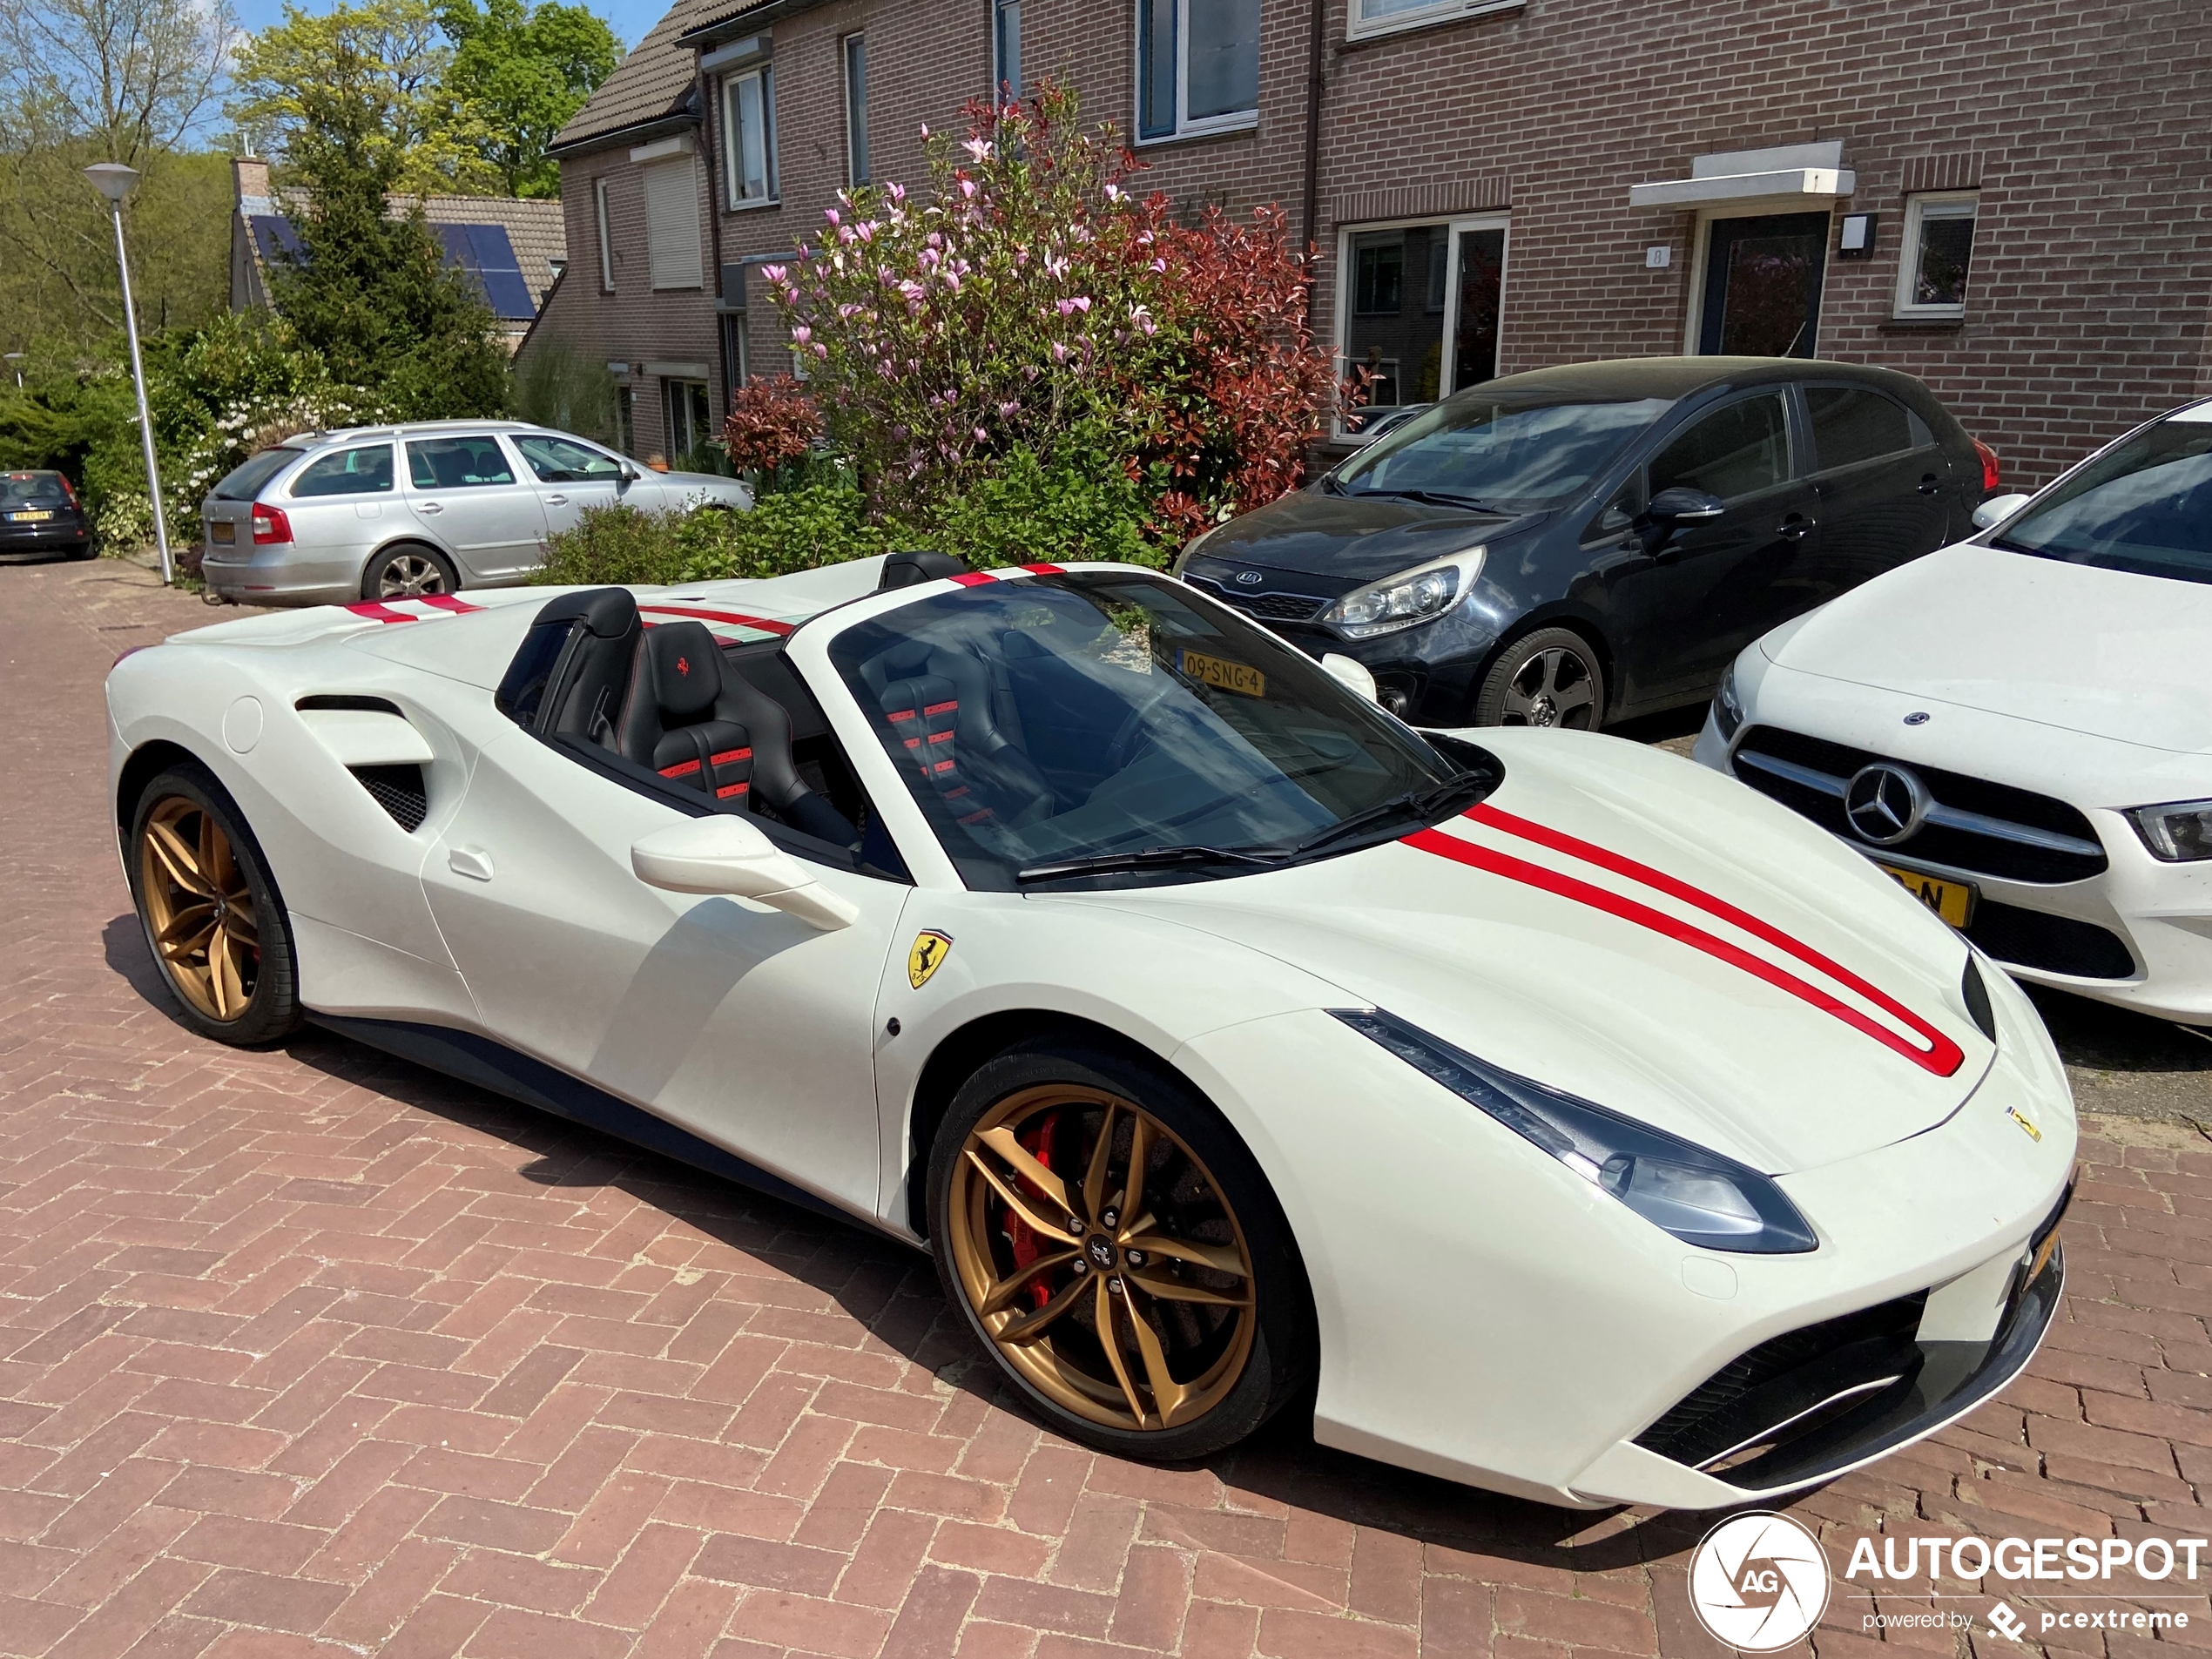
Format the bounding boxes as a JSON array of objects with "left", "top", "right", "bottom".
[{"left": 1001, "top": 1112, "right": 1059, "bottom": 1311}]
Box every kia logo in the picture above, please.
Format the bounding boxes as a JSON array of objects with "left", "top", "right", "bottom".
[
  {"left": 1234, "top": 570, "right": 1264, "bottom": 586},
  {"left": 1844, "top": 763, "right": 1931, "bottom": 846}
]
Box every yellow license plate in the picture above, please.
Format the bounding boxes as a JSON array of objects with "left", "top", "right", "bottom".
[
  {"left": 1177, "top": 648, "right": 1264, "bottom": 698},
  {"left": 1878, "top": 862, "right": 1976, "bottom": 927},
  {"left": 9, "top": 509, "right": 52, "bottom": 522},
  {"left": 210, "top": 520, "right": 235, "bottom": 543}
]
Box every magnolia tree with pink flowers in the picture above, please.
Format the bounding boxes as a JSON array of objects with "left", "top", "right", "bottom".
[{"left": 732, "top": 82, "right": 1346, "bottom": 564}]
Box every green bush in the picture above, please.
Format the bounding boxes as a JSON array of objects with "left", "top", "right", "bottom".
[
  {"left": 533, "top": 484, "right": 897, "bottom": 589},
  {"left": 921, "top": 437, "right": 1163, "bottom": 570}
]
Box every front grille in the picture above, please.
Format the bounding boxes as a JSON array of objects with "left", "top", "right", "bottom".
[
  {"left": 1184, "top": 574, "right": 1326, "bottom": 624},
  {"left": 351, "top": 765, "right": 428, "bottom": 832},
  {"left": 1967, "top": 900, "right": 2135, "bottom": 980},
  {"left": 1731, "top": 726, "right": 2107, "bottom": 884},
  {"left": 1635, "top": 1291, "right": 1929, "bottom": 1471}
]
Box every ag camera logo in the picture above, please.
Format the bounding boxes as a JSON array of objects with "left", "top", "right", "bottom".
[{"left": 1689, "top": 1512, "right": 1831, "bottom": 1651}]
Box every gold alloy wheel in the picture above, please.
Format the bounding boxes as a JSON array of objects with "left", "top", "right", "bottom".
[
  {"left": 948, "top": 1083, "right": 1257, "bottom": 1433},
  {"left": 138, "top": 796, "right": 260, "bottom": 1022}
]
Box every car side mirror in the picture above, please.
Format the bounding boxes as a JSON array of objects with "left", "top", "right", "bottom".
[
  {"left": 1971, "top": 492, "right": 2032, "bottom": 531},
  {"left": 1646, "top": 487, "right": 1727, "bottom": 523},
  {"left": 631, "top": 815, "right": 857, "bottom": 931},
  {"left": 619, "top": 463, "right": 641, "bottom": 483},
  {"left": 1319, "top": 652, "right": 1379, "bottom": 704}
]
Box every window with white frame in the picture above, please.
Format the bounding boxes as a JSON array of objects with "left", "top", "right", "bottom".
[
  {"left": 594, "top": 177, "right": 615, "bottom": 290},
  {"left": 1136, "top": 0, "right": 1258, "bottom": 142},
  {"left": 723, "top": 64, "right": 776, "bottom": 206},
  {"left": 1347, "top": 0, "right": 1521, "bottom": 42},
  {"left": 1895, "top": 192, "right": 1978, "bottom": 320},
  {"left": 1336, "top": 217, "right": 1508, "bottom": 436},
  {"left": 993, "top": 0, "right": 1021, "bottom": 97},
  {"left": 843, "top": 34, "right": 868, "bottom": 185},
  {"left": 643, "top": 157, "right": 703, "bottom": 289}
]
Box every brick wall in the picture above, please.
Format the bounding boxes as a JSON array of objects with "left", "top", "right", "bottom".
[
  {"left": 564, "top": 0, "right": 2212, "bottom": 489},
  {"left": 536, "top": 130, "right": 723, "bottom": 462}
]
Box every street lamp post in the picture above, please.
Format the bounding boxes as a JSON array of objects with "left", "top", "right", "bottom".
[{"left": 84, "top": 162, "right": 174, "bottom": 585}]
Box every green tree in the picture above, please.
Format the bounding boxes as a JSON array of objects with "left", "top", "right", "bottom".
[
  {"left": 441, "top": 0, "right": 617, "bottom": 199},
  {"left": 0, "top": 0, "right": 240, "bottom": 347},
  {"left": 229, "top": 0, "right": 496, "bottom": 195},
  {"left": 266, "top": 50, "right": 508, "bottom": 420}
]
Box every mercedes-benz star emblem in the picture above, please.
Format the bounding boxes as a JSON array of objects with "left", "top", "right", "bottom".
[
  {"left": 1844, "top": 763, "right": 1931, "bottom": 846},
  {"left": 1903, "top": 711, "right": 1931, "bottom": 726},
  {"left": 1234, "top": 570, "right": 1264, "bottom": 585}
]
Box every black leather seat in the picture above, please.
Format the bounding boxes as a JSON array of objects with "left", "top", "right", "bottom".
[
  {"left": 866, "top": 642, "right": 1055, "bottom": 826},
  {"left": 616, "top": 621, "right": 858, "bottom": 846}
]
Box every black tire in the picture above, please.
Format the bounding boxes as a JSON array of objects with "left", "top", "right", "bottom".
[
  {"left": 125, "top": 763, "right": 303, "bottom": 1046},
  {"left": 927, "top": 1040, "right": 1315, "bottom": 1461},
  {"left": 1472, "top": 625, "right": 1607, "bottom": 730},
  {"left": 361, "top": 543, "right": 459, "bottom": 602},
  {"left": 66, "top": 543, "right": 95, "bottom": 561}
]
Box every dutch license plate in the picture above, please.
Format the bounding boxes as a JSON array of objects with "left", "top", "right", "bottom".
[
  {"left": 1177, "top": 648, "right": 1264, "bottom": 698},
  {"left": 9, "top": 510, "right": 52, "bottom": 522},
  {"left": 210, "top": 520, "right": 235, "bottom": 543},
  {"left": 1879, "top": 861, "right": 1977, "bottom": 928}
]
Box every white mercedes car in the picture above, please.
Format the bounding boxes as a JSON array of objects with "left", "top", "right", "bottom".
[
  {"left": 106, "top": 551, "right": 2074, "bottom": 1510},
  {"left": 1696, "top": 400, "right": 2212, "bottom": 1028}
]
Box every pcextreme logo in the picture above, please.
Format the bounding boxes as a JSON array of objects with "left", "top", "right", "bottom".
[{"left": 1689, "top": 1512, "right": 1831, "bottom": 1652}]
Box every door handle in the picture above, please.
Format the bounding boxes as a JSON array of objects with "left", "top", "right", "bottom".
[
  {"left": 448, "top": 846, "right": 494, "bottom": 881},
  {"left": 416, "top": 502, "right": 443, "bottom": 515},
  {"left": 1918, "top": 474, "right": 1942, "bottom": 496},
  {"left": 1777, "top": 515, "right": 1816, "bottom": 541},
  {"left": 545, "top": 494, "right": 569, "bottom": 505}
]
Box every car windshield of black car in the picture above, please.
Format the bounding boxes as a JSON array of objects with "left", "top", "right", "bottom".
[
  {"left": 1335, "top": 396, "right": 1673, "bottom": 512},
  {"left": 1992, "top": 415, "right": 2212, "bottom": 585}
]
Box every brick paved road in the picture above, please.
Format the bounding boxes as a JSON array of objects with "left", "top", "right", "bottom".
[{"left": 6, "top": 557, "right": 2212, "bottom": 1659}]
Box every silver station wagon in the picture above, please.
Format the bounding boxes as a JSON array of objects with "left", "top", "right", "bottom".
[{"left": 198, "top": 420, "right": 752, "bottom": 606}]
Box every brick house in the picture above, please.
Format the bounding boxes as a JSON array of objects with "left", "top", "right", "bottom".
[{"left": 526, "top": 0, "right": 2212, "bottom": 485}]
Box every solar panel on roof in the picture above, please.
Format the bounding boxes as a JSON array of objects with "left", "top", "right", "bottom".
[
  {"left": 248, "top": 215, "right": 303, "bottom": 266},
  {"left": 462, "top": 223, "right": 536, "bottom": 320}
]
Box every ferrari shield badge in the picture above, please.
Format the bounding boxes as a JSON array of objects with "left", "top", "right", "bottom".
[{"left": 907, "top": 929, "right": 954, "bottom": 990}]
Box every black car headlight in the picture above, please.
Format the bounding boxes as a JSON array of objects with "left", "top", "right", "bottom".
[
  {"left": 1711, "top": 658, "right": 1746, "bottom": 742},
  {"left": 2126, "top": 799, "right": 2212, "bottom": 862},
  {"left": 1317, "top": 549, "right": 1485, "bottom": 640},
  {"left": 1337, "top": 1009, "right": 1817, "bottom": 1253}
]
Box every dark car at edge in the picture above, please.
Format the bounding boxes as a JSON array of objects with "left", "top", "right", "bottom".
[
  {"left": 1174, "top": 357, "right": 1997, "bottom": 729},
  {"left": 0, "top": 470, "right": 92, "bottom": 563}
]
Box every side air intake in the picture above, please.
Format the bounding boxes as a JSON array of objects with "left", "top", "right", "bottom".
[{"left": 350, "top": 765, "right": 428, "bottom": 831}]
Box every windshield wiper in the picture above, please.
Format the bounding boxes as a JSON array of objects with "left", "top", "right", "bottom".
[
  {"left": 1353, "top": 487, "right": 1508, "bottom": 513},
  {"left": 1318, "top": 475, "right": 1350, "bottom": 496},
  {"left": 1285, "top": 769, "right": 1493, "bottom": 863},
  {"left": 1015, "top": 845, "right": 1287, "bottom": 884}
]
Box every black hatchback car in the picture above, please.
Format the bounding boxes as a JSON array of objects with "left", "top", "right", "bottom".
[
  {"left": 1175, "top": 357, "right": 1994, "bottom": 728},
  {"left": 0, "top": 470, "right": 91, "bottom": 562}
]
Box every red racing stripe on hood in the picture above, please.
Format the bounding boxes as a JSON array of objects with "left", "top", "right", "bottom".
[
  {"left": 637, "top": 604, "right": 795, "bottom": 636},
  {"left": 1404, "top": 814, "right": 1965, "bottom": 1077},
  {"left": 344, "top": 602, "right": 418, "bottom": 624},
  {"left": 415, "top": 593, "right": 482, "bottom": 612}
]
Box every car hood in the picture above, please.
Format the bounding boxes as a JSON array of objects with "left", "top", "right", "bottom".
[
  {"left": 1049, "top": 730, "right": 1991, "bottom": 1176},
  {"left": 1766, "top": 542, "right": 2212, "bottom": 754},
  {"left": 1192, "top": 489, "right": 1538, "bottom": 583}
]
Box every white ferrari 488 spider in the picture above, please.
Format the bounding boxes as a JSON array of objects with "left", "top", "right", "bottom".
[{"left": 106, "top": 551, "right": 2074, "bottom": 1510}]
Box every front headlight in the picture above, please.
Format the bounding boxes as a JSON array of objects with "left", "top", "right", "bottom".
[
  {"left": 1318, "top": 548, "right": 1486, "bottom": 640},
  {"left": 2127, "top": 799, "right": 2212, "bottom": 861},
  {"left": 1711, "top": 657, "right": 1746, "bottom": 741},
  {"left": 1337, "top": 1008, "right": 1817, "bottom": 1254}
]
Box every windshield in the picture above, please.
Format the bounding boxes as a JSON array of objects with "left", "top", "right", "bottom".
[
  {"left": 1332, "top": 395, "right": 1672, "bottom": 511},
  {"left": 211, "top": 448, "right": 304, "bottom": 502},
  {"left": 3, "top": 473, "right": 68, "bottom": 505},
  {"left": 829, "top": 570, "right": 1487, "bottom": 890},
  {"left": 1992, "top": 414, "right": 2212, "bottom": 584}
]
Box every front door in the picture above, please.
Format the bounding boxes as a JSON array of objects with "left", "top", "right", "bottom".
[
  {"left": 511, "top": 431, "right": 629, "bottom": 538},
  {"left": 1698, "top": 212, "right": 1830, "bottom": 358},
  {"left": 401, "top": 435, "right": 550, "bottom": 582},
  {"left": 1444, "top": 220, "right": 1507, "bottom": 393},
  {"left": 1610, "top": 389, "right": 1821, "bottom": 705},
  {"left": 420, "top": 729, "right": 909, "bottom": 1216}
]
